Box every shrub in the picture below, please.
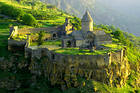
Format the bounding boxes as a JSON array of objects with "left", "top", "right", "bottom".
[
  {"left": 25, "top": 10, "right": 58, "bottom": 20},
  {"left": 22, "top": 13, "right": 37, "bottom": 26},
  {"left": 38, "top": 31, "right": 45, "bottom": 45},
  {"left": 0, "top": 2, "right": 25, "bottom": 20}
]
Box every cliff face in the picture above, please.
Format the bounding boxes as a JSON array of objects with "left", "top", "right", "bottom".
[
  {"left": 0, "top": 51, "right": 138, "bottom": 91},
  {"left": 27, "top": 49, "right": 130, "bottom": 89},
  {"left": 29, "top": 57, "right": 130, "bottom": 88}
]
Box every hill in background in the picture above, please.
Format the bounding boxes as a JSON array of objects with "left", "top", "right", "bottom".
[{"left": 42, "top": 0, "right": 140, "bottom": 36}]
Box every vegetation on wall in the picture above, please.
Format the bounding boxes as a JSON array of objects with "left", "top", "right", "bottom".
[{"left": 38, "top": 31, "right": 45, "bottom": 45}]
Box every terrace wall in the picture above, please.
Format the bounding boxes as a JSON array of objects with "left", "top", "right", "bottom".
[
  {"left": 25, "top": 47, "right": 125, "bottom": 68},
  {"left": 27, "top": 47, "right": 128, "bottom": 89}
]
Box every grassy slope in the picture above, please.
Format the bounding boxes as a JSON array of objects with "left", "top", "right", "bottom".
[{"left": 0, "top": 0, "right": 71, "bottom": 56}]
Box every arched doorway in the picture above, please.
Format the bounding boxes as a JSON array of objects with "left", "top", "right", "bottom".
[
  {"left": 67, "top": 41, "right": 71, "bottom": 47},
  {"left": 53, "top": 33, "right": 56, "bottom": 38},
  {"left": 52, "top": 54, "right": 55, "bottom": 60}
]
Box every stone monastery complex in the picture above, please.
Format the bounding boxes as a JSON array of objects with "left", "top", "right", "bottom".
[
  {"left": 7, "top": 11, "right": 129, "bottom": 88},
  {"left": 8, "top": 11, "right": 126, "bottom": 68}
]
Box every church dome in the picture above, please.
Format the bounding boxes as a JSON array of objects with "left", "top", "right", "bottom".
[{"left": 82, "top": 11, "right": 93, "bottom": 22}]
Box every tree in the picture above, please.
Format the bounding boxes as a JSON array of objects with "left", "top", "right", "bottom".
[
  {"left": 31, "top": 0, "right": 40, "bottom": 10},
  {"left": 22, "top": 13, "right": 37, "bottom": 26},
  {"left": 109, "top": 25, "right": 116, "bottom": 31},
  {"left": 38, "top": 31, "right": 45, "bottom": 45}
]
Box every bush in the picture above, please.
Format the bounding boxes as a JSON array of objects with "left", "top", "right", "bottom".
[
  {"left": 0, "top": 2, "right": 25, "bottom": 20},
  {"left": 25, "top": 10, "right": 58, "bottom": 20},
  {"left": 22, "top": 13, "right": 37, "bottom": 26},
  {"left": 38, "top": 31, "right": 45, "bottom": 45}
]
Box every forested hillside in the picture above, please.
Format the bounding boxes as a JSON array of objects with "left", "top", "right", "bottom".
[{"left": 42, "top": 0, "right": 140, "bottom": 36}]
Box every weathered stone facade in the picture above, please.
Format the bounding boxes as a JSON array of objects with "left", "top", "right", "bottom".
[
  {"left": 81, "top": 11, "right": 93, "bottom": 32},
  {"left": 62, "top": 11, "right": 112, "bottom": 49},
  {"left": 27, "top": 47, "right": 129, "bottom": 89},
  {"left": 7, "top": 18, "right": 73, "bottom": 51}
]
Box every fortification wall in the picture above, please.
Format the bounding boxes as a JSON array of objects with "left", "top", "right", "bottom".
[
  {"left": 25, "top": 47, "right": 125, "bottom": 69},
  {"left": 27, "top": 48, "right": 128, "bottom": 89}
]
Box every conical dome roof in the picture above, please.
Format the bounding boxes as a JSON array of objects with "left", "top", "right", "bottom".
[{"left": 82, "top": 11, "right": 93, "bottom": 22}]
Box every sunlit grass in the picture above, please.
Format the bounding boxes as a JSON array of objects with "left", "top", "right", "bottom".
[
  {"left": 92, "top": 80, "right": 135, "bottom": 93},
  {"left": 0, "top": 0, "right": 31, "bottom": 9},
  {"left": 53, "top": 44, "right": 124, "bottom": 55},
  {"left": 30, "top": 40, "right": 61, "bottom": 46},
  {"left": 101, "top": 43, "right": 123, "bottom": 50},
  {"left": 54, "top": 48, "right": 109, "bottom": 55}
]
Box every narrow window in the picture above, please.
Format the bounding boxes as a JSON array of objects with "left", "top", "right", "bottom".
[{"left": 52, "top": 54, "right": 55, "bottom": 60}]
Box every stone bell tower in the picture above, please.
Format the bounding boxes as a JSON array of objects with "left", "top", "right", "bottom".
[{"left": 81, "top": 11, "right": 93, "bottom": 32}]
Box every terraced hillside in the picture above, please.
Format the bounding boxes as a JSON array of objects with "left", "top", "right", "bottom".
[{"left": 0, "top": 0, "right": 72, "bottom": 56}]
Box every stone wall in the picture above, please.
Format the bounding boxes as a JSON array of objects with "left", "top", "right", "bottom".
[
  {"left": 8, "top": 39, "right": 26, "bottom": 51},
  {"left": 94, "top": 32, "right": 112, "bottom": 48},
  {"left": 27, "top": 48, "right": 129, "bottom": 89},
  {"left": 17, "top": 27, "right": 58, "bottom": 35},
  {"left": 26, "top": 47, "right": 125, "bottom": 68}
]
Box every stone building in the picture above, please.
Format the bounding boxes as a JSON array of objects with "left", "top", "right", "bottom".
[
  {"left": 8, "top": 10, "right": 112, "bottom": 52},
  {"left": 62, "top": 11, "right": 112, "bottom": 49},
  {"left": 8, "top": 18, "right": 73, "bottom": 51}
]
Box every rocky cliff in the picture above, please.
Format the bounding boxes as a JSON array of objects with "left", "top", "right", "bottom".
[{"left": 0, "top": 51, "right": 139, "bottom": 91}]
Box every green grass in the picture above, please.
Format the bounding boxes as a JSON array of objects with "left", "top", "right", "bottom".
[
  {"left": 0, "top": 21, "right": 12, "bottom": 56},
  {"left": 0, "top": 0, "right": 72, "bottom": 28},
  {"left": 91, "top": 80, "right": 136, "bottom": 93},
  {"left": 0, "top": 0, "right": 70, "bottom": 56},
  {"left": 30, "top": 40, "right": 61, "bottom": 46},
  {"left": 54, "top": 48, "right": 109, "bottom": 55},
  {"left": 38, "top": 16, "right": 67, "bottom": 27},
  {"left": 53, "top": 44, "right": 123, "bottom": 55},
  {"left": 101, "top": 43, "right": 124, "bottom": 50}
]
